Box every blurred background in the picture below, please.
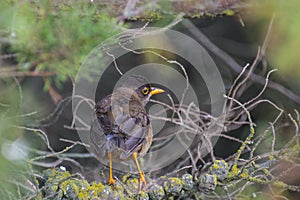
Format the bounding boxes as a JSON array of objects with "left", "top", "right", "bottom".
[{"left": 1, "top": 0, "right": 300, "bottom": 199}]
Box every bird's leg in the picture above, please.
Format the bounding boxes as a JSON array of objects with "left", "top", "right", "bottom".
[
  {"left": 133, "top": 152, "right": 146, "bottom": 190},
  {"left": 108, "top": 152, "right": 116, "bottom": 185}
]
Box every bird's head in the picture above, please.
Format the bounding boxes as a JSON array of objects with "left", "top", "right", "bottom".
[
  {"left": 136, "top": 84, "right": 165, "bottom": 105},
  {"left": 118, "top": 75, "right": 165, "bottom": 105}
]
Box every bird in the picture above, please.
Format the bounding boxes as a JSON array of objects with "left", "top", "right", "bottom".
[{"left": 89, "top": 75, "right": 164, "bottom": 189}]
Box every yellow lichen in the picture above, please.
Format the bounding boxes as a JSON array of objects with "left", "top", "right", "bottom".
[
  {"left": 239, "top": 170, "right": 249, "bottom": 178},
  {"left": 124, "top": 176, "right": 139, "bottom": 193},
  {"left": 191, "top": 13, "right": 203, "bottom": 18},
  {"left": 212, "top": 163, "right": 220, "bottom": 170},
  {"left": 227, "top": 165, "right": 240, "bottom": 179},
  {"left": 248, "top": 176, "right": 269, "bottom": 184},
  {"left": 273, "top": 180, "right": 287, "bottom": 188},
  {"left": 78, "top": 182, "right": 105, "bottom": 199},
  {"left": 164, "top": 177, "right": 183, "bottom": 195},
  {"left": 223, "top": 9, "right": 235, "bottom": 16},
  {"left": 250, "top": 127, "right": 255, "bottom": 135}
]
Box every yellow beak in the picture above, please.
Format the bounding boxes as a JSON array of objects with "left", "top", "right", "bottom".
[{"left": 150, "top": 87, "right": 165, "bottom": 96}]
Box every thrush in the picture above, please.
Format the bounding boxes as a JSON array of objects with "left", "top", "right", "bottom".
[{"left": 90, "top": 75, "right": 164, "bottom": 188}]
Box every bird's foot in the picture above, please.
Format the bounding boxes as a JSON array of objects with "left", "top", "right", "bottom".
[
  {"left": 108, "top": 177, "right": 116, "bottom": 186},
  {"left": 138, "top": 172, "right": 147, "bottom": 191}
]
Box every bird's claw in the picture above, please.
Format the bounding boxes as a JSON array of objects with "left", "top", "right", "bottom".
[{"left": 108, "top": 177, "right": 116, "bottom": 186}]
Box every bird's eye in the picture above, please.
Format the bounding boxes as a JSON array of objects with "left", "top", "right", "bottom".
[{"left": 141, "top": 87, "right": 149, "bottom": 95}]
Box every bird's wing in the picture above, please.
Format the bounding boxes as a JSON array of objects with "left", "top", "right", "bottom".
[
  {"left": 90, "top": 95, "right": 115, "bottom": 157},
  {"left": 113, "top": 100, "right": 151, "bottom": 160},
  {"left": 89, "top": 117, "right": 107, "bottom": 158},
  {"left": 91, "top": 92, "right": 151, "bottom": 160},
  {"left": 90, "top": 114, "right": 128, "bottom": 159}
]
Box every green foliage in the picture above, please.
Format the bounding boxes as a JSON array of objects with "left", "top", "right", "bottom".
[
  {"left": 8, "top": 1, "right": 120, "bottom": 89},
  {"left": 248, "top": 0, "right": 300, "bottom": 80},
  {"left": 269, "top": 0, "right": 300, "bottom": 79},
  {"left": 0, "top": 82, "right": 32, "bottom": 199}
]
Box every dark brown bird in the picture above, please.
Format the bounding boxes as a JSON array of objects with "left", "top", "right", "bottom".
[{"left": 90, "top": 75, "right": 164, "bottom": 188}]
